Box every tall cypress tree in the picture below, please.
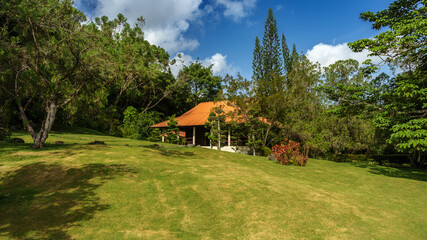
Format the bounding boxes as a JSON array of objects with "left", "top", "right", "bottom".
[
  {"left": 282, "top": 33, "right": 291, "bottom": 74},
  {"left": 252, "top": 36, "right": 263, "bottom": 82},
  {"left": 261, "top": 8, "right": 283, "bottom": 83}
]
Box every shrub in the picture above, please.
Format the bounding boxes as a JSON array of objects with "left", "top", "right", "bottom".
[
  {"left": 260, "top": 146, "right": 272, "bottom": 156},
  {"left": 272, "top": 138, "right": 309, "bottom": 166},
  {"left": 122, "top": 107, "right": 163, "bottom": 141}
]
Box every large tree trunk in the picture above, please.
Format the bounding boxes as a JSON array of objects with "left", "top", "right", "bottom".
[
  {"left": 18, "top": 105, "right": 36, "bottom": 140},
  {"left": 32, "top": 102, "right": 58, "bottom": 149}
]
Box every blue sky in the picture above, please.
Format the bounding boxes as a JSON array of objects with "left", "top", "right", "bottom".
[{"left": 75, "top": 0, "right": 391, "bottom": 79}]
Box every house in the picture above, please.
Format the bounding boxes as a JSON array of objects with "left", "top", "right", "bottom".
[{"left": 151, "top": 101, "right": 240, "bottom": 149}]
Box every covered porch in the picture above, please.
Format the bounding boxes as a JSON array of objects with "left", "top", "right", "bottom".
[{"left": 160, "top": 126, "right": 236, "bottom": 147}]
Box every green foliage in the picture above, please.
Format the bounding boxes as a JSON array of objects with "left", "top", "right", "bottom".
[
  {"left": 262, "top": 8, "right": 283, "bottom": 80},
  {"left": 347, "top": 0, "right": 427, "bottom": 167},
  {"left": 260, "top": 146, "right": 272, "bottom": 156},
  {"left": 320, "top": 59, "right": 372, "bottom": 115},
  {"left": 252, "top": 37, "right": 263, "bottom": 82},
  {"left": 290, "top": 44, "right": 299, "bottom": 68},
  {"left": 388, "top": 118, "right": 427, "bottom": 166},
  {"left": 148, "top": 128, "right": 162, "bottom": 142},
  {"left": 122, "top": 106, "right": 140, "bottom": 139},
  {"left": 165, "top": 115, "right": 180, "bottom": 144},
  {"left": 281, "top": 33, "right": 292, "bottom": 74},
  {"left": 0, "top": 1, "right": 180, "bottom": 147},
  {"left": 0, "top": 0, "right": 107, "bottom": 148},
  {"left": 178, "top": 61, "right": 222, "bottom": 107},
  {"left": 223, "top": 74, "right": 272, "bottom": 155},
  {"left": 252, "top": 8, "right": 285, "bottom": 99},
  {"left": 205, "top": 107, "right": 228, "bottom": 150},
  {"left": 121, "top": 107, "right": 164, "bottom": 141},
  {"left": 348, "top": 0, "right": 426, "bottom": 69}
]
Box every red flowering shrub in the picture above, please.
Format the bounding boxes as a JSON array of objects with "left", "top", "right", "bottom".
[{"left": 272, "top": 138, "right": 309, "bottom": 166}]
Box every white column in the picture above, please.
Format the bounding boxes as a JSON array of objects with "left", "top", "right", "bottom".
[
  {"left": 228, "top": 128, "right": 231, "bottom": 147},
  {"left": 161, "top": 129, "right": 165, "bottom": 143},
  {"left": 209, "top": 128, "right": 212, "bottom": 148},
  {"left": 177, "top": 128, "right": 180, "bottom": 140},
  {"left": 193, "top": 127, "right": 196, "bottom": 145}
]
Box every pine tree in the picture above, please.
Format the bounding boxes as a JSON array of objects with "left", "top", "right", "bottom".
[
  {"left": 291, "top": 43, "right": 299, "bottom": 68},
  {"left": 252, "top": 36, "right": 263, "bottom": 82},
  {"left": 282, "top": 33, "right": 291, "bottom": 74},
  {"left": 261, "top": 8, "right": 283, "bottom": 85}
]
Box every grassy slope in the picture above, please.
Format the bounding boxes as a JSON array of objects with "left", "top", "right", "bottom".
[{"left": 0, "top": 129, "right": 426, "bottom": 239}]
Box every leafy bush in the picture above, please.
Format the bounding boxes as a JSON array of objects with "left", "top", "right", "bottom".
[
  {"left": 122, "top": 107, "right": 163, "bottom": 140},
  {"left": 147, "top": 128, "right": 162, "bottom": 142},
  {"left": 260, "top": 146, "right": 272, "bottom": 156},
  {"left": 272, "top": 138, "right": 309, "bottom": 166}
]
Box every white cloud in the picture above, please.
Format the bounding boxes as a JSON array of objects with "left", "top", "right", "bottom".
[
  {"left": 84, "top": 0, "right": 202, "bottom": 53},
  {"left": 216, "top": 0, "right": 257, "bottom": 21},
  {"left": 76, "top": 0, "right": 258, "bottom": 54},
  {"left": 306, "top": 43, "right": 381, "bottom": 68},
  {"left": 170, "top": 53, "right": 238, "bottom": 77}
]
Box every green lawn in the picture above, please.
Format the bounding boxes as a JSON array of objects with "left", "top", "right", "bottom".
[{"left": 1, "top": 129, "right": 426, "bottom": 239}]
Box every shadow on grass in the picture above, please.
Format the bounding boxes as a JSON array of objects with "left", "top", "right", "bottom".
[
  {"left": 0, "top": 162, "right": 136, "bottom": 239},
  {"left": 147, "top": 146, "right": 195, "bottom": 158},
  {"left": 351, "top": 162, "right": 427, "bottom": 182},
  {"left": 0, "top": 143, "right": 111, "bottom": 162},
  {"left": 50, "top": 126, "right": 105, "bottom": 136}
]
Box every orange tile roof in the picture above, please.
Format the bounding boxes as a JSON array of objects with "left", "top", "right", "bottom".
[{"left": 151, "top": 101, "right": 237, "bottom": 128}]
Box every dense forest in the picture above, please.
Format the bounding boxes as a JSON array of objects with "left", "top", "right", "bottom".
[{"left": 1, "top": 0, "right": 426, "bottom": 166}]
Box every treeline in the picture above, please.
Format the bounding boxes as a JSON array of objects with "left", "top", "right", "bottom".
[
  {"left": 218, "top": 4, "right": 425, "bottom": 167},
  {"left": 215, "top": 9, "right": 378, "bottom": 159},
  {"left": 0, "top": 0, "right": 221, "bottom": 148},
  {"left": 0, "top": 0, "right": 425, "bottom": 166}
]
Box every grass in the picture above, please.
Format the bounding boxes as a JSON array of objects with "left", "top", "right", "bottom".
[{"left": 1, "top": 129, "right": 426, "bottom": 239}]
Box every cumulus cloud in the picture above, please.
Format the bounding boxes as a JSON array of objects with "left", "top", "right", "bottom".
[
  {"left": 81, "top": 0, "right": 202, "bottom": 53},
  {"left": 170, "top": 53, "right": 238, "bottom": 77},
  {"left": 306, "top": 43, "right": 381, "bottom": 68},
  {"left": 216, "top": 0, "right": 257, "bottom": 21},
  {"left": 76, "top": 0, "right": 258, "bottom": 53}
]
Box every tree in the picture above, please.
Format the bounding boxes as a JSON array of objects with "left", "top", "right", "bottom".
[
  {"left": 290, "top": 44, "right": 299, "bottom": 67},
  {"left": 223, "top": 74, "right": 272, "bottom": 155},
  {"left": 320, "top": 59, "right": 368, "bottom": 112},
  {"left": 122, "top": 106, "right": 162, "bottom": 140},
  {"left": 95, "top": 15, "right": 178, "bottom": 134},
  {"left": 177, "top": 61, "right": 222, "bottom": 107},
  {"left": 0, "top": 0, "right": 104, "bottom": 148},
  {"left": 281, "top": 33, "right": 292, "bottom": 74},
  {"left": 252, "top": 36, "right": 263, "bottom": 82},
  {"left": 205, "top": 106, "right": 227, "bottom": 151},
  {"left": 249, "top": 9, "right": 287, "bottom": 148},
  {"left": 348, "top": 0, "right": 426, "bottom": 166},
  {"left": 165, "top": 115, "right": 180, "bottom": 144},
  {"left": 259, "top": 8, "right": 283, "bottom": 96},
  {"left": 348, "top": 0, "right": 426, "bottom": 71}
]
